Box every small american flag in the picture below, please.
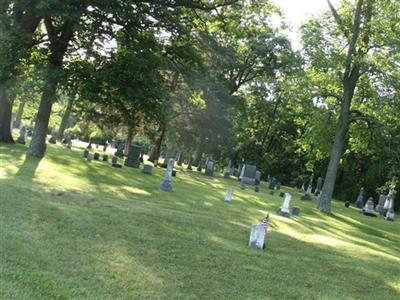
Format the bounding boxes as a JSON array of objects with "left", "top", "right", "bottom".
[{"left": 261, "top": 213, "right": 270, "bottom": 229}]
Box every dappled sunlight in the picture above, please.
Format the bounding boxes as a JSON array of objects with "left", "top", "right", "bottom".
[{"left": 274, "top": 219, "right": 400, "bottom": 263}]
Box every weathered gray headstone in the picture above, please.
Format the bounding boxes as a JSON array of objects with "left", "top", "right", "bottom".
[
  {"left": 205, "top": 160, "right": 214, "bottom": 176},
  {"left": 254, "top": 171, "right": 261, "bottom": 192},
  {"left": 291, "top": 206, "right": 300, "bottom": 216},
  {"left": 224, "top": 160, "right": 232, "bottom": 178},
  {"left": 314, "top": 177, "right": 323, "bottom": 195},
  {"left": 94, "top": 152, "right": 100, "bottom": 160},
  {"left": 160, "top": 158, "right": 174, "bottom": 192},
  {"left": 16, "top": 126, "right": 26, "bottom": 144},
  {"left": 355, "top": 187, "right": 364, "bottom": 209},
  {"left": 301, "top": 173, "right": 314, "bottom": 201},
  {"left": 124, "top": 144, "right": 141, "bottom": 168},
  {"left": 83, "top": 149, "right": 89, "bottom": 158},
  {"left": 48, "top": 130, "right": 57, "bottom": 144},
  {"left": 111, "top": 156, "right": 118, "bottom": 164},
  {"left": 143, "top": 164, "right": 153, "bottom": 175},
  {"left": 224, "top": 187, "right": 233, "bottom": 203},
  {"left": 376, "top": 194, "right": 386, "bottom": 215},
  {"left": 362, "top": 197, "right": 377, "bottom": 217},
  {"left": 102, "top": 154, "right": 109, "bottom": 162},
  {"left": 114, "top": 142, "right": 124, "bottom": 157},
  {"left": 248, "top": 224, "right": 266, "bottom": 250},
  {"left": 385, "top": 209, "right": 395, "bottom": 221},
  {"left": 383, "top": 189, "right": 395, "bottom": 215}
]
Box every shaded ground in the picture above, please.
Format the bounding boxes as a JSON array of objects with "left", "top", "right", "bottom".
[{"left": 1, "top": 143, "right": 399, "bottom": 299}]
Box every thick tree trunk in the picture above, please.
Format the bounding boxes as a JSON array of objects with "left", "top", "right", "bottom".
[
  {"left": 318, "top": 74, "right": 359, "bottom": 213},
  {"left": 58, "top": 96, "right": 73, "bottom": 141},
  {"left": 27, "top": 76, "right": 58, "bottom": 157},
  {"left": 14, "top": 99, "right": 26, "bottom": 129},
  {"left": 124, "top": 126, "right": 135, "bottom": 155},
  {"left": 27, "top": 18, "right": 74, "bottom": 157},
  {"left": 193, "top": 140, "right": 203, "bottom": 167},
  {"left": 149, "top": 125, "right": 166, "bottom": 162},
  {"left": 0, "top": 83, "right": 15, "bottom": 143}
]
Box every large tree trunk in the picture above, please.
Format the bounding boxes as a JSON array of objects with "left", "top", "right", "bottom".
[
  {"left": 193, "top": 139, "right": 203, "bottom": 167},
  {"left": 14, "top": 99, "right": 26, "bottom": 129},
  {"left": 58, "top": 96, "right": 73, "bottom": 141},
  {"left": 27, "top": 75, "right": 58, "bottom": 157},
  {"left": 0, "top": 5, "right": 41, "bottom": 143},
  {"left": 0, "top": 83, "right": 15, "bottom": 143},
  {"left": 148, "top": 125, "right": 166, "bottom": 162},
  {"left": 27, "top": 18, "right": 74, "bottom": 157},
  {"left": 124, "top": 126, "right": 135, "bottom": 155},
  {"left": 318, "top": 0, "right": 371, "bottom": 213}
]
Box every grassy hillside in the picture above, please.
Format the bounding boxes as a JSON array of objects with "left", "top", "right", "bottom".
[{"left": 0, "top": 143, "right": 399, "bottom": 299}]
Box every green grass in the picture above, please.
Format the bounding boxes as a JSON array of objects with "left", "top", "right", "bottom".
[{"left": 1, "top": 143, "right": 399, "bottom": 299}]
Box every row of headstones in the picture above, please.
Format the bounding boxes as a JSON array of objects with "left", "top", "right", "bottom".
[
  {"left": 15, "top": 126, "right": 72, "bottom": 148},
  {"left": 300, "top": 174, "right": 323, "bottom": 201},
  {"left": 353, "top": 187, "right": 395, "bottom": 221}
]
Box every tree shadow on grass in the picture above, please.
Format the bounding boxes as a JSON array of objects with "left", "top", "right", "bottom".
[{"left": 14, "top": 154, "right": 42, "bottom": 182}]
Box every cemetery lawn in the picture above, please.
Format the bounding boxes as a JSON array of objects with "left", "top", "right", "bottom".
[{"left": 1, "top": 144, "right": 400, "bottom": 300}]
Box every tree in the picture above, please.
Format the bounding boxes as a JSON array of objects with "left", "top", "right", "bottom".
[
  {"left": 299, "top": 0, "right": 400, "bottom": 213},
  {"left": 0, "top": 0, "right": 40, "bottom": 143}
]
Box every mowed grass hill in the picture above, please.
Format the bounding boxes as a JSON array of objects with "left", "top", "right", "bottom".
[{"left": 1, "top": 143, "right": 399, "bottom": 299}]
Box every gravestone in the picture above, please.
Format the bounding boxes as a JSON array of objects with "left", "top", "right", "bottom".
[
  {"left": 160, "top": 158, "right": 174, "bottom": 192},
  {"left": 277, "top": 193, "right": 292, "bottom": 217},
  {"left": 172, "top": 169, "right": 177, "bottom": 177},
  {"left": 224, "top": 187, "right": 233, "bottom": 203},
  {"left": 314, "top": 177, "right": 323, "bottom": 195},
  {"left": 48, "top": 130, "right": 57, "bottom": 144},
  {"left": 254, "top": 171, "right": 261, "bottom": 192},
  {"left": 269, "top": 177, "right": 277, "bottom": 190},
  {"left": 83, "top": 149, "right": 89, "bottom": 158},
  {"left": 102, "top": 154, "right": 109, "bottom": 162},
  {"left": 143, "top": 164, "right": 153, "bottom": 175},
  {"left": 187, "top": 159, "right": 192, "bottom": 170},
  {"left": 355, "top": 187, "right": 364, "bottom": 209},
  {"left": 362, "top": 197, "right": 377, "bottom": 217},
  {"left": 276, "top": 182, "right": 281, "bottom": 190},
  {"left": 205, "top": 160, "right": 215, "bottom": 176},
  {"left": 385, "top": 209, "right": 395, "bottom": 222},
  {"left": 376, "top": 194, "right": 386, "bottom": 215},
  {"left": 240, "top": 164, "right": 257, "bottom": 186},
  {"left": 124, "top": 144, "right": 141, "bottom": 168},
  {"left": 86, "top": 153, "right": 92, "bottom": 162},
  {"left": 301, "top": 173, "right": 314, "bottom": 201},
  {"left": 114, "top": 142, "right": 124, "bottom": 157},
  {"left": 94, "top": 152, "right": 100, "bottom": 160},
  {"left": 111, "top": 156, "right": 118, "bottom": 164},
  {"left": 383, "top": 189, "right": 396, "bottom": 216},
  {"left": 16, "top": 126, "right": 26, "bottom": 144},
  {"left": 196, "top": 161, "right": 202, "bottom": 172},
  {"left": 67, "top": 140, "right": 72, "bottom": 149},
  {"left": 248, "top": 224, "right": 266, "bottom": 250},
  {"left": 345, "top": 201, "right": 350, "bottom": 208},
  {"left": 291, "top": 206, "right": 300, "bottom": 216},
  {"left": 236, "top": 164, "right": 243, "bottom": 178},
  {"left": 27, "top": 127, "right": 33, "bottom": 137},
  {"left": 224, "top": 160, "right": 232, "bottom": 178}
]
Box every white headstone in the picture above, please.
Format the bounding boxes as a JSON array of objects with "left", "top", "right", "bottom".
[
  {"left": 224, "top": 187, "right": 233, "bottom": 202},
  {"left": 248, "top": 224, "right": 266, "bottom": 250},
  {"left": 281, "top": 193, "right": 292, "bottom": 214}
]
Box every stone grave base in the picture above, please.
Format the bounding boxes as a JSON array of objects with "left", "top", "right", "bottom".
[
  {"left": 362, "top": 210, "right": 377, "bottom": 217},
  {"left": 277, "top": 208, "right": 290, "bottom": 218}
]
